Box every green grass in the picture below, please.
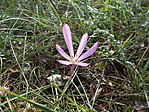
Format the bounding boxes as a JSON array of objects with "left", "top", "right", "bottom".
[{"left": 0, "top": 0, "right": 149, "bottom": 111}]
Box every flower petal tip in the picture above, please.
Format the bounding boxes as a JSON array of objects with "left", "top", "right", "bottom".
[{"left": 63, "top": 24, "right": 70, "bottom": 31}]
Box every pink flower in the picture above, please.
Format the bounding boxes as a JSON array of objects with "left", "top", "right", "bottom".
[{"left": 56, "top": 24, "right": 98, "bottom": 66}]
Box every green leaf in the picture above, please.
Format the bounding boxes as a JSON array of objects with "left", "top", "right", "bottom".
[{"left": 0, "top": 87, "right": 55, "bottom": 112}]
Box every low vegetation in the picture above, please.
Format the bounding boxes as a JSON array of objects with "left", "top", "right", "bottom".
[{"left": 0, "top": 0, "right": 149, "bottom": 111}]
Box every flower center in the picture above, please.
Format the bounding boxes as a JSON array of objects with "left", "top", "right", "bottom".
[{"left": 70, "top": 56, "right": 78, "bottom": 64}]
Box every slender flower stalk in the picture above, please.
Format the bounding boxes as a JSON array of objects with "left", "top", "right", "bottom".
[{"left": 56, "top": 24, "right": 98, "bottom": 68}]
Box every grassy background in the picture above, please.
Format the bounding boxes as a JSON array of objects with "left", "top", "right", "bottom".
[{"left": 0, "top": 0, "right": 149, "bottom": 111}]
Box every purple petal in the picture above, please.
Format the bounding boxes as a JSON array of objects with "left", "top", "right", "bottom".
[
  {"left": 78, "top": 42, "right": 98, "bottom": 61},
  {"left": 77, "top": 62, "right": 90, "bottom": 66},
  {"left": 63, "top": 24, "right": 74, "bottom": 57},
  {"left": 75, "top": 33, "right": 88, "bottom": 58},
  {"left": 56, "top": 44, "right": 70, "bottom": 60},
  {"left": 57, "top": 60, "right": 72, "bottom": 65}
]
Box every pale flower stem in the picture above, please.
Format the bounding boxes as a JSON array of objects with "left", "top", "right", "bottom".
[
  {"left": 70, "top": 64, "right": 76, "bottom": 78},
  {"left": 62, "top": 64, "right": 75, "bottom": 96},
  {"left": 56, "top": 65, "right": 76, "bottom": 107},
  {"left": 62, "top": 64, "right": 75, "bottom": 94},
  {"left": 61, "top": 64, "right": 76, "bottom": 95}
]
